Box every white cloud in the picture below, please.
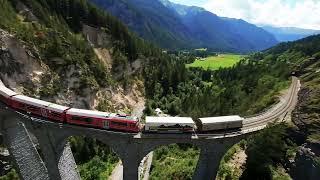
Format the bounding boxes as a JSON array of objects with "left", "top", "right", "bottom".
[{"left": 203, "top": 0, "right": 320, "bottom": 29}]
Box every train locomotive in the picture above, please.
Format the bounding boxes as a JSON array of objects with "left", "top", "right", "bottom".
[
  {"left": 144, "top": 117, "right": 196, "bottom": 133},
  {"left": 0, "top": 80, "right": 243, "bottom": 133}
]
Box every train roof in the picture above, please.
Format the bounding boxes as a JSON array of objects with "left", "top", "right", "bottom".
[
  {"left": 108, "top": 113, "right": 138, "bottom": 121},
  {"left": 145, "top": 116, "right": 194, "bottom": 125},
  {"left": 67, "top": 108, "right": 138, "bottom": 121},
  {"left": 199, "top": 115, "right": 243, "bottom": 124},
  {"left": 67, "top": 108, "right": 110, "bottom": 117},
  {"left": 0, "top": 83, "right": 17, "bottom": 97},
  {"left": 12, "top": 95, "right": 51, "bottom": 107},
  {"left": 47, "top": 103, "right": 70, "bottom": 112}
]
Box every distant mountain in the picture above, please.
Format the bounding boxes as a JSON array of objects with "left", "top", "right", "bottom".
[
  {"left": 90, "top": 0, "right": 194, "bottom": 49},
  {"left": 162, "top": 0, "right": 278, "bottom": 52},
  {"left": 261, "top": 26, "right": 320, "bottom": 42},
  {"left": 90, "top": 0, "right": 278, "bottom": 52}
]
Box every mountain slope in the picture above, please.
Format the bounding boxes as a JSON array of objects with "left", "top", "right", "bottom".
[
  {"left": 162, "top": 0, "right": 277, "bottom": 52},
  {"left": 90, "top": 0, "right": 278, "bottom": 53},
  {"left": 0, "top": 0, "right": 152, "bottom": 110},
  {"left": 90, "top": 0, "right": 194, "bottom": 49},
  {"left": 263, "top": 35, "right": 320, "bottom": 136},
  {"left": 249, "top": 34, "right": 320, "bottom": 179},
  {"left": 262, "top": 26, "right": 320, "bottom": 42}
]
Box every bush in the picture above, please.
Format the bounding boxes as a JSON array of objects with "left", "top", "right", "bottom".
[
  {"left": 150, "top": 144, "right": 199, "bottom": 180},
  {"left": 240, "top": 123, "right": 289, "bottom": 180},
  {"left": 0, "top": 169, "right": 19, "bottom": 180}
]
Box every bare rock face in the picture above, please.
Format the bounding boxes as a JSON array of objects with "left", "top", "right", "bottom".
[
  {"left": 15, "top": 1, "right": 39, "bottom": 22},
  {"left": 292, "top": 85, "right": 320, "bottom": 138},
  {"left": 0, "top": 29, "right": 47, "bottom": 93},
  {"left": 82, "top": 25, "right": 111, "bottom": 47},
  {"left": 292, "top": 87, "right": 311, "bottom": 130},
  {"left": 289, "top": 144, "right": 320, "bottom": 180},
  {"left": 0, "top": 28, "right": 145, "bottom": 113}
]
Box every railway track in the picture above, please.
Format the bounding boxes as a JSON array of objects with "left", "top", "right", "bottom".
[
  {"left": 196, "top": 77, "right": 300, "bottom": 138},
  {"left": 0, "top": 77, "right": 300, "bottom": 139},
  {"left": 242, "top": 77, "right": 299, "bottom": 130}
]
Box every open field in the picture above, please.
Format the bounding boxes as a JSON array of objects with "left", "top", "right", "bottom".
[{"left": 186, "top": 54, "right": 243, "bottom": 70}]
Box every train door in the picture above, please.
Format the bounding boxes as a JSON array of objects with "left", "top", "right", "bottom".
[
  {"left": 41, "top": 108, "right": 48, "bottom": 118},
  {"left": 103, "top": 120, "right": 110, "bottom": 129}
]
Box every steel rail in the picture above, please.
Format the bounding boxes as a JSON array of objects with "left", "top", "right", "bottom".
[
  {"left": 196, "top": 77, "right": 299, "bottom": 137},
  {"left": 242, "top": 77, "right": 299, "bottom": 129}
]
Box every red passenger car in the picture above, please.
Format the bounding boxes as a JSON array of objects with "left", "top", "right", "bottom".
[
  {"left": 0, "top": 80, "right": 140, "bottom": 133},
  {"left": 11, "top": 95, "right": 51, "bottom": 117},
  {"left": 0, "top": 83, "right": 17, "bottom": 106},
  {"left": 46, "top": 104, "right": 70, "bottom": 122},
  {"left": 66, "top": 108, "right": 140, "bottom": 132},
  {"left": 107, "top": 113, "right": 140, "bottom": 132},
  {"left": 10, "top": 95, "right": 69, "bottom": 122}
]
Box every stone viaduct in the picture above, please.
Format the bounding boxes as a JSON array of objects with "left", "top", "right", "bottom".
[{"left": 0, "top": 77, "right": 300, "bottom": 180}]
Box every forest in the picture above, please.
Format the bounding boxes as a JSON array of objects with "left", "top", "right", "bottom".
[{"left": 147, "top": 34, "right": 320, "bottom": 180}]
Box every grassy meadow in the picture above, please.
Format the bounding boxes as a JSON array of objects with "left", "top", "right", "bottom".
[{"left": 186, "top": 54, "right": 243, "bottom": 70}]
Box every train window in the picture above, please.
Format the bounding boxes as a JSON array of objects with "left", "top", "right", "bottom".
[
  {"left": 166, "top": 124, "right": 181, "bottom": 128},
  {"left": 111, "top": 121, "right": 127, "bottom": 126},
  {"left": 84, "top": 118, "right": 93, "bottom": 123},
  {"left": 50, "top": 111, "right": 61, "bottom": 118},
  {"left": 71, "top": 116, "right": 92, "bottom": 123},
  {"left": 72, "top": 116, "right": 81, "bottom": 121},
  {"left": 19, "top": 103, "right": 25, "bottom": 108},
  {"left": 27, "top": 105, "right": 40, "bottom": 112},
  {"left": 116, "top": 114, "right": 127, "bottom": 117}
]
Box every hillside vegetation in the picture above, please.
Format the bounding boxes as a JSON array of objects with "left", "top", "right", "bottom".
[
  {"left": 150, "top": 144, "right": 199, "bottom": 180},
  {"left": 219, "top": 35, "right": 320, "bottom": 179},
  {"left": 149, "top": 35, "right": 320, "bottom": 179},
  {"left": 148, "top": 53, "right": 290, "bottom": 179},
  {"left": 262, "top": 35, "right": 320, "bottom": 144}
]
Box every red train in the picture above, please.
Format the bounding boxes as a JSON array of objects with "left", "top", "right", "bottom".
[
  {"left": 0, "top": 81, "right": 140, "bottom": 132},
  {"left": 1, "top": 80, "right": 245, "bottom": 134}
]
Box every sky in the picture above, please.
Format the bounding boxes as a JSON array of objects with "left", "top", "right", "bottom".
[{"left": 169, "top": 0, "right": 320, "bottom": 30}]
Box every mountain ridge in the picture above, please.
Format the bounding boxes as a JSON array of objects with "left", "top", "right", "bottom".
[
  {"left": 90, "top": 0, "right": 278, "bottom": 53},
  {"left": 261, "top": 25, "right": 320, "bottom": 42}
]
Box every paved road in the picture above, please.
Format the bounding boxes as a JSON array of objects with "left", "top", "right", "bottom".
[
  {"left": 109, "top": 162, "right": 123, "bottom": 180},
  {"left": 142, "top": 152, "right": 153, "bottom": 180},
  {"left": 109, "top": 152, "right": 153, "bottom": 180},
  {"left": 110, "top": 101, "right": 146, "bottom": 180}
]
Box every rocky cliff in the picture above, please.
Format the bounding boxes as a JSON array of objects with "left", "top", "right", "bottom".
[{"left": 0, "top": 0, "right": 145, "bottom": 114}]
